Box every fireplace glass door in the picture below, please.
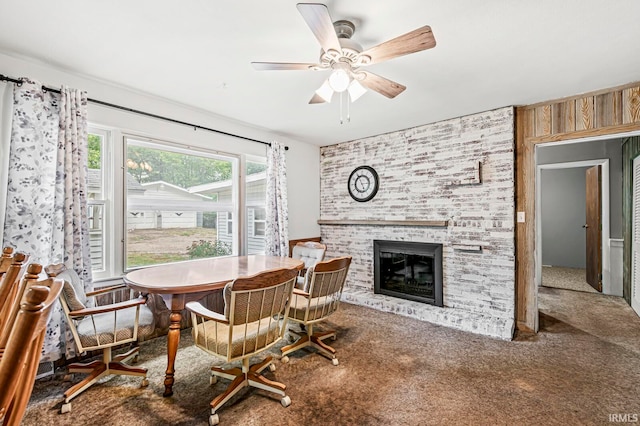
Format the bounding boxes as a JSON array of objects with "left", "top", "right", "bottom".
[
  {"left": 380, "top": 252, "right": 435, "bottom": 299},
  {"left": 374, "top": 240, "right": 443, "bottom": 306}
]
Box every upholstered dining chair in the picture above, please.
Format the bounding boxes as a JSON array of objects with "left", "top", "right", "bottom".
[
  {"left": 187, "top": 267, "right": 299, "bottom": 426},
  {"left": 291, "top": 241, "right": 326, "bottom": 288},
  {"left": 281, "top": 256, "right": 352, "bottom": 366},
  {"left": 0, "top": 251, "right": 29, "bottom": 339},
  {"left": 0, "top": 264, "right": 63, "bottom": 426},
  {"left": 45, "top": 264, "right": 155, "bottom": 414}
]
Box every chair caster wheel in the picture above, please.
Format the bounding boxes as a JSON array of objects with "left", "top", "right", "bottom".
[
  {"left": 61, "top": 402, "right": 71, "bottom": 414},
  {"left": 269, "top": 363, "right": 276, "bottom": 372},
  {"left": 281, "top": 395, "right": 291, "bottom": 408},
  {"left": 332, "top": 358, "right": 339, "bottom": 366},
  {"left": 210, "top": 375, "right": 217, "bottom": 385},
  {"left": 281, "top": 356, "right": 289, "bottom": 364},
  {"left": 141, "top": 378, "right": 149, "bottom": 387},
  {"left": 209, "top": 413, "right": 219, "bottom": 425}
]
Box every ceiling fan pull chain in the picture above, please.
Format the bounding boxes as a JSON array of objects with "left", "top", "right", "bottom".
[
  {"left": 340, "top": 91, "right": 344, "bottom": 125},
  {"left": 347, "top": 92, "right": 351, "bottom": 123}
]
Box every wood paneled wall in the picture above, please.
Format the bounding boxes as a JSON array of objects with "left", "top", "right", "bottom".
[
  {"left": 522, "top": 83, "right": 640, "bottom": 142},
  {"left": 516, "top": 81, "right": 640, "bottom": 332}
]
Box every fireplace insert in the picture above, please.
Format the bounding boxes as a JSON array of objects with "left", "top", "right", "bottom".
[{"left": 374, "top": 240, "right": 443, "bottom": 306}]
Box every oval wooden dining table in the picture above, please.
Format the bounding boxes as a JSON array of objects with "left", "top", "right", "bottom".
[{"left": 124, "top": 255, "right": 304, "bottom": 397}]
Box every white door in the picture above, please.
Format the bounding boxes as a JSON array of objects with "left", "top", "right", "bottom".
[{"left": 631, "top": 157, "right": 640, "bottom": 316}]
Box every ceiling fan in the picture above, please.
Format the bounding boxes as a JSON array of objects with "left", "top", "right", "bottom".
[{"left": 251, "top": 3, "right": 436, "bottom": 105}]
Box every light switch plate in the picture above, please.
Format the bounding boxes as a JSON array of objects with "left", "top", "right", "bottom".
[{"left": 517, "top": 212, "right": 525, "bottom": 223}]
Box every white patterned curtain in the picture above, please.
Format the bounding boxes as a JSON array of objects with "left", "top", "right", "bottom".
[
  {"left": 265, "top": 141, "right": 289, "bottom": 256},
  {"left": 0, "top": 82, "right": 13, "bottom": 242},
  {"left": 2, "top": 79, "right": 92, "bottom": 361}
]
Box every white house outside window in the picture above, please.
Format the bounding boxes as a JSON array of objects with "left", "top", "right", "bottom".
[
  {"left": 124, "top": 137, "right": 239, "bottom": 269},
  {"left": 245, "top": 159, "right": 267, "bottom": 254}
]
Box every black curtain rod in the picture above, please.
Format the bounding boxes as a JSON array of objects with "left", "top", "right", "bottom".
[{"left": 0, "top": 74, "right": 288, "bottom": 150}]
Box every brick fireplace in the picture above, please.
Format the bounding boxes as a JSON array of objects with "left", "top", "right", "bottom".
[{"left": 319, "top": 107, "right": 516, "bottom": 339}]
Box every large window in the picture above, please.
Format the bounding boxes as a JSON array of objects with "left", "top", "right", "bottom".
[
  {"left": 85, "top": 127, "right": 265, "bottom": 279},
  {"left": 125, "top": 137, "right": 239, "bottom": 269}
]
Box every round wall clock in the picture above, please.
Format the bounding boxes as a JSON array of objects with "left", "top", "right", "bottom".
[{"left": 348, "top": 166, "right": 379, "bottom": 202}]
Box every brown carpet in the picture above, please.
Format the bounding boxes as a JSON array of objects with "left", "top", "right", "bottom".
[
  {"left": 542, "top": 266, "right": 598, "bottom": 293},
  {"left": 22, "top": 289, "right": 640, "bottom": 425}
]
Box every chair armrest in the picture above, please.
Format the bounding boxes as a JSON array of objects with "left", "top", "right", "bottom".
[
  {"left": 68, "top": 297, "right": 147, "bottom": 318},
  {"left": 86, "top": 284, "right": 127, "bottom": 297},
  {"left": 186, "top": 302, "right": 229, "bottom": 325},
  {"left": 293, "top": 288, "right": 309, "bottom": 297}
]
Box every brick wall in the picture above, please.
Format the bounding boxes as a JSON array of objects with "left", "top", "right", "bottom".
[{"left": 320, "top": 107, "right": 515, "bottom": 339}]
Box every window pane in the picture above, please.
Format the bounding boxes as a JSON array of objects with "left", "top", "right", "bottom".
[
  {"left": 88, "top": 202, "right": 104, "bottom": 271},
  {"left": 246, "top": 160, "right": 266, "bottom": 254},
  {"left": 87, "top": 130, "right": 106, "bottom": 274},
  {"left": 87, "top": 133, "right": 103, "bottom": 200},
  {"left": 125, "top": 139, "right": 237, "bottom": 269}
]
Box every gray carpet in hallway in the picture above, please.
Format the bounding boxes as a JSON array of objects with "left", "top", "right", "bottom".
[
  {"left": 22, "top": 287, "right": 640, "bottom": 425},
  {"left": 542, "top": 266, "right": 598, "bottom": 293}
]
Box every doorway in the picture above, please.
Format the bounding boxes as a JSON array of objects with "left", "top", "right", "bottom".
[
  {"left": 536, "top": 158, "right": 611, "bottom": 294},
  {"left": 514, "top": 82, "right": 640, "bottom": 333}
]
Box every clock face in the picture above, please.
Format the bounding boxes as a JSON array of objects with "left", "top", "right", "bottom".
[{"left": 348, "top": 166, "right": 379, "bottom": 202}]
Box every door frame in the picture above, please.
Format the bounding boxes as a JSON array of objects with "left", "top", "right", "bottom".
[
  {"left": 517, "top": 127, "right": 640, "bottom": 332},
  {"left": 535, "top": 158, "right": 610, "bottom": 293},
  {"left": 631, "top": 155, "right": 640, "bottom": 316}
]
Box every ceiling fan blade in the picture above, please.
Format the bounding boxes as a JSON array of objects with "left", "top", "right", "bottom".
[
  {"left": 251, "top": 62, "right": 322, "bottom": 71},
  {"left": 296, "top": 3, "right": 342, "bottom": 54},
  {"left": 357, "top": 71, "right": 406, "bottom": 99},
  {"left": 357, "top": 26, "right": 436, "bottom": 65}
]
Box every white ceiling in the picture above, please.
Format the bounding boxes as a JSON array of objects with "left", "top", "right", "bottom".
[{"left": 1, "top": 1, "right": 639, "bottom": 146}]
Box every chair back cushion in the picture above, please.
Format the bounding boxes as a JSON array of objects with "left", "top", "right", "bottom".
[
  {"left": 228, "top": 268, "right": 298, "bottom": 326},
  {"left": 56, "top": 268, "right": 88, "bottom": 312},
  {"left": 308, "top": 256, "right": 351, "bottom": 298},
  {"left": 291, "top": 242, "right": 326, "bottom": 269},
  {"left": 290, "top": 257, "right": 352, "bottom": 323}
]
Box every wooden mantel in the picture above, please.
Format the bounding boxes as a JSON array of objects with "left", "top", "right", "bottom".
[{"left": 317, "top": 219, "right": 449, "bottom": 227}]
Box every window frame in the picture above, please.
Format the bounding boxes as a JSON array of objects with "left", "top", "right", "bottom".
[
  {"left": 84, "top": 127, "right": 266, "bottom": 280},
  {"left": 86, "top": 125, "right": 113, "bottom": 281}
]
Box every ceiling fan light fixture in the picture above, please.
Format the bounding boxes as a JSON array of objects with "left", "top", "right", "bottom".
[
  {"left": 315, "top": 80, "right": 334, "bottom": 103},
  {"left": 348, "top": 80, "right": 367, "bottom": 102},
  {"left": 328, "top": 69, "right": 351, "bottom": 92}
]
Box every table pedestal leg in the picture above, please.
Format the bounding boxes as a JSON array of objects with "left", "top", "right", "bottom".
[{"left": 164, "top": 310, "right": 182, "bottom": 397}]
